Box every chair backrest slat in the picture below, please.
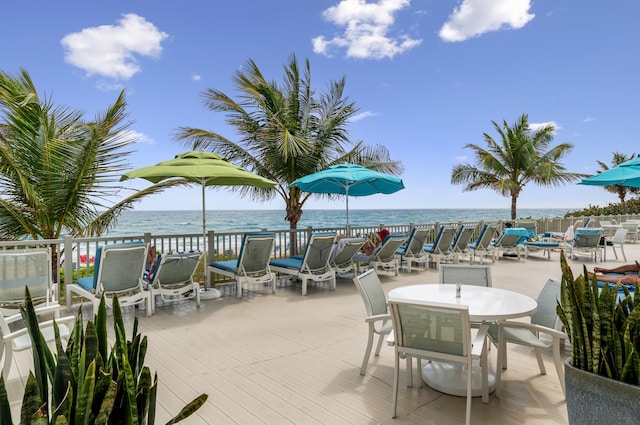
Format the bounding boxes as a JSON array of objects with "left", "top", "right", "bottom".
[
  {"left": 353, "top": 269, "right": 387, "bottom": 317},
  {"left": 439, "top": 264, "right": 492, "bottom": 287},
  {"left": 0, "top": 247, "right": 52, "bottom": 308},
  {"left": 238, "top": 233, "right": 276, "bottom": 274},
  {"left": 97, "top": 243, "right": 147, "bottom": 294},
  {"left": 533, "top": 279, "right": 561, "bottom": 329}
]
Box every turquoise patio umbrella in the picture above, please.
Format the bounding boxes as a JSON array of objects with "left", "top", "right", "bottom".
[
  {"left": 289, "top": 163, "right": 405, "bottom": 230},
  {"left": 579, "top": 156, "right": 640, "bottom": 188},
  {"left": 122, "top": 151, "right": 277, "bottom": 299}
]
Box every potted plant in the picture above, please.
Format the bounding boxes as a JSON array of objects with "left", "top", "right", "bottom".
[
  {"left": 556, "top": 252, "right": 640, "bottom": 425},
  {"left": 0, "top": 289, "right": 207, "bottom": 424}
]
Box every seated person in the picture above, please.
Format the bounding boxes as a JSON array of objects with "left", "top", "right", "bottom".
[
  {"left": 353, "top": 229, "right": 390, "bottom": 263},
  {"left": 588, "top": 261, "right": 640, "bottom": 285},
  {"left": 145, "top": 245, "right": 158, "bottom": 279}
]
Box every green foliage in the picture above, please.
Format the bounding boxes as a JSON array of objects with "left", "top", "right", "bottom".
[
  {"left": 0, "top": 288, "right": 207, "bottom": 424},
  {"left": 566, "top": 198, "right": 640, "bottom": 217},
  {"left": 175, "top": 54, "right": 403, "bottom": 231},
  {"left": 451, "top": 113, "right": 585, "bottom": 220},
  {"left": 557, "top": 252, "right": 640, "bottom": 384}
]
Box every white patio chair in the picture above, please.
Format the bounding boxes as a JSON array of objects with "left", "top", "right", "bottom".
[
  {"left": 389, "top": 299, "right": 489, "bottom": 425},
  {"left": 439, "top": 264, "right": 492, "bottom": 287},
  {"left": 488, "top": 279, "right": 566, "bottom": 395},
  {"left": 606, "top": 227, "right": 629, "bottom": 262},
  {"left": 352, "top": 269, "right": 393, "bottom": 375},
  {"left": 210, "top": 232, "right": 276, "bottom": 298},
  {"left": 0, "top": 296, "right": 75, "bottom": 379},
  {"left": 622, "top": 222, "right": 638, "bottom": 243},
  {"left": 0, "top": 247, "right": 57, "bottom": 317}
]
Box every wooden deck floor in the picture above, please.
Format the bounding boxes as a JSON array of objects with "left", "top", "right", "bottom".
[{"left": 8, "top": 242, "right": 631, "bottom": 424}]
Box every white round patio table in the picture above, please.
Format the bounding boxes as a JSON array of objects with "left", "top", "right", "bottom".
[{"left": 387, "top": 284, "right": 538, "bottom": 397}]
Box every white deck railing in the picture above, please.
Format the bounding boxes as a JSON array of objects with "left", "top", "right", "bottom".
[{"left": 1, "top": 214, "right": 634, "bottom": 301}]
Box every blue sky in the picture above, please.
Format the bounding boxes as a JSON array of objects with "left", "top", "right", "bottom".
[{"left": 3, "top": 0, "right": 638, "bottom": 213}]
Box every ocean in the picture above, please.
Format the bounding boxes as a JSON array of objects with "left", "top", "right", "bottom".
[{"left": 107, "top": 208, "right": 575, "bottom": 237}]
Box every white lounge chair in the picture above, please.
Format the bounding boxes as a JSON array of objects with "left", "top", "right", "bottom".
[
  {"left": 450, "top": 224, "right": 476, "bottom": 263},
  {"left": 568, "top": 227, "right": 604, "bottom": 262},
  {"left": 65, "top": 242, "right": 151, "bottom": 316},
  {"left": 269, "top": 232, "right": 336, "bottom": 296},
  {"left": 468, "top": 224, "right": 498, "bottom": 264},
  {"left": 367, "top": 234, "right": 407, "bottom": 276},
  {"left": 423, "top": 225, "right": 456, "bottom": 269},
  {"left": 492, "top": 228, "right": 529, "bottom": 261},
  {"left": 149, "top": 251, "right": 202, "bottom": 311},
  {"left": 210, "top": 232, "right": 276, "bottom": 298},
  {"left": 395, "top": 227, "right": 430, "bottom": 272},
  {"left": 330, "top": 237, "right": 366, "bottom": 278}
]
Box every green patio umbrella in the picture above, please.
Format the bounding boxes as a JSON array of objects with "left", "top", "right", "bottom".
[{"left": 121, "top": 151, "right": 277, "bottom": 299}]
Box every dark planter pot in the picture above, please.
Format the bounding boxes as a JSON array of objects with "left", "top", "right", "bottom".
[{"left": 565, "top": 358, "right": 640, "bottom": 425}]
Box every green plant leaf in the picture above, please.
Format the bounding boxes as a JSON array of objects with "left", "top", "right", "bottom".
[
  {"left": 52, "top": 352, "right": 75, "bottom": 416},
  {"left": 75, "top": 360, "right": 96, "bottom": 425},
  {"left": 21, "top": 372, "right": 44, "bottom": 424},
  {"left": 0, "top": 375, "right": 14, "bottom": 424},
  {"left": 94, "top": 380, "right": 117, "bottom": 424},
  {"left": 165, "top": 393, "right": 208, "bottom": 425}
]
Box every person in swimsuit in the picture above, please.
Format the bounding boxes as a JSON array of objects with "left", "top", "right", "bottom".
[{"left": 587, "top": 260, "right": 640, "bottom": 285}]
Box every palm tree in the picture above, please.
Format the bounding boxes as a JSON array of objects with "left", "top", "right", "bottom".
[
  {"left": 596, "top": 152, "right": 639, "bottom": 214},
  {"left": 176, "top": 54, "right": 402, "bottom": 245},
  {"left": 0, "top": 69, "right": 183, "bottom": 271},
  {"left": 451, "top": 114, "right": 584, "bottom": 220}
]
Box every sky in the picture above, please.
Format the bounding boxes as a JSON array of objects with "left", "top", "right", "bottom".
[{"left": 2, "top": 0, "right": 638, "bottom": 214}]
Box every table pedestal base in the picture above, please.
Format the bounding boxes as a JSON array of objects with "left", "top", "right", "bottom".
[{"left": 422, "top": 362, "right": 496, "bottom": 397}]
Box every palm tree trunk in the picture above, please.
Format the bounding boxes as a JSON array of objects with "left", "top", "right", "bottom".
[
  {"left": 511, "top": 196, "right": 517, "bottom": 220},
  {"left": 286, "top": 203, "right": 303, "bottom": 256}
]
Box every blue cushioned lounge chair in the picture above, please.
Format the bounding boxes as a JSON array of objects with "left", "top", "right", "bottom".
[
  {"left": 210, "top": 232, "right": 276, "bottom": 298},
  {"left": 149, "top": 251, "right": 202, "bottom": 311},
  {"left": 492, "top": 228, "right": 529, "bottom": 260},
  {"left": 65, "top": 242, "right": 151, "bottom": 316},
  {"left": 395, "top": 227, "right": 430, "bottom": 273},
  {"left": 423, "top": 225, "right": 456, "bottom": 269},
  {"left": 269, "top": 232, "right": 336, "bottom": 296},
  {"left": 468, "top": 224, "right": 498, "bottom": 264}
]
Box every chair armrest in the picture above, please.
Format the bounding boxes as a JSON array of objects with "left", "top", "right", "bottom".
[
  {"left": 365, "top": 313, "right": 391, "bottom": 323},
  {"left": 471, "top": 324, "right": 489, "bottom": 357},
  {"left": 499, "top": 320, "right": 566, "bottom": 339},
  {"left": 4, "top": 303, "right": 63, "bottom": 325},
  {"left": 386, "top": 329, "right": 395, "bottom": 346},
  {"left": 3, "top": 314, "right": 76, "bottom": 342}
]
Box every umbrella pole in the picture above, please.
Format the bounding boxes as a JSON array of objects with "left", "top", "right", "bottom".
[
  {"left": 199, "top": 181, "right": 222, "bottom": 300},
  {"left": 345, "top": 189, "right": 350, "bottom": 237}
]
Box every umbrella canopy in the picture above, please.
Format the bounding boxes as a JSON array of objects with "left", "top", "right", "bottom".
[
  {"left": 579, "top": 157, "right": 640, "bottom": 188},
  {"left": 289, "top": 163, "right": 404, "bottom": 229},
  {"left": 121, "top": 151, "right": 277, "bottom": 299}
]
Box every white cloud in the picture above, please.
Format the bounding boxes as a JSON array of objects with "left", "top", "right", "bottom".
[
  {"left": 61, "top": 13, "right": 168, "bottom": 80},
  {"left": 439, "top": 0, "right": 534, "bottom": 42},
  {"left": 351, "top": 111, "right": 377, "bottom": 122},
  {"left": 192, "top": 74, "right": 202, "bottom": 82},
  {"left": 583, "top": 117, "right": 595, "bottom": 123},
  {"left": 312, "top": 0, "right": 422, "bottom": 59},
  {"left": 124, "top": 130, "right": 156, "bottom": 145},
  {"left": 529, "top": 121, "right": 560, "bottom": 134},
  {"left": 455, "top": 155, "right": 467, "bottom": 162}
]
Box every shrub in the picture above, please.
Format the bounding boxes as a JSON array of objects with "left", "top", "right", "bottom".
[{"left": 0, "top": 289, "right": 207, "bottom": 424}]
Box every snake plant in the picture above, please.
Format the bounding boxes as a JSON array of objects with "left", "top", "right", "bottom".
[
  {"left": 557, "top": 251, "right": 640, "bottom": 384},
  {"left": 0, "top": 289, "right": 207, "bottom": 424}
]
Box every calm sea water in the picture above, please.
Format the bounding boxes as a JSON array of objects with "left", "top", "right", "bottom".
[{"left": 106, "top": 208, "right": 574, "bottom": 237}]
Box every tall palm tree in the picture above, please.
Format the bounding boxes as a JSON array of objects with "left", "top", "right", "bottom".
[
  {"left": 176, "top": 54, "right": 402, "bottom": 238},
  {"left": 0, "top": 69, "right": 183, "bottom": 269},
  {"left": 451, "top": 114, "right": 584, "bottom": 220},
  {"left": 596, "top": 152, "right": 639, "bottom": 213}
]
